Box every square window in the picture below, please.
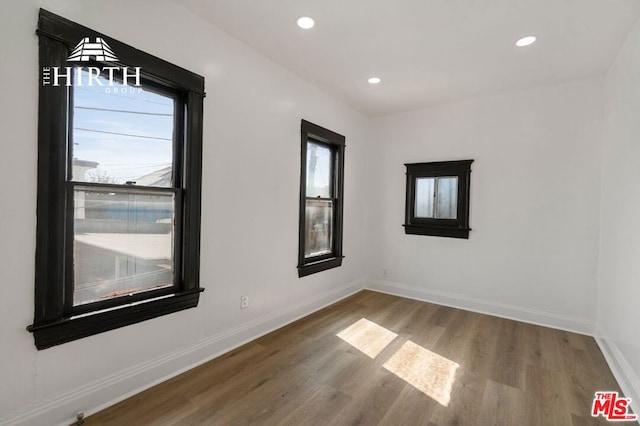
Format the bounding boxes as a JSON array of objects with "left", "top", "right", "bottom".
[{"left": 404, "top": 160, "right": 473, "bottom": 239}]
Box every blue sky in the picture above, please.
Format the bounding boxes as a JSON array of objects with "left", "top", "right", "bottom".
[{"left": 72, "top": 69, "right": 174, "bottom": 185}]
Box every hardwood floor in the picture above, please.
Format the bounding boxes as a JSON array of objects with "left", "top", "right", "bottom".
[{"left": 85, "top": 291, "right": 623, "bottom": 425}]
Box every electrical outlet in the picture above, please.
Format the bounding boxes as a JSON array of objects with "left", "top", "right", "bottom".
[
  {"left": 240, "top": 295, "right": 249, "bottom": 309},
  {"left": 383, "top": 268, "right": 388, "bottom": 277}
]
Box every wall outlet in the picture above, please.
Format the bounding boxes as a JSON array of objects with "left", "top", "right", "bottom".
[
  {"left": 240, "top": 295, "right": 249, "bottom": 309},
  {"left": 383, "top": 268, "right": 388, "bottom": 277}
]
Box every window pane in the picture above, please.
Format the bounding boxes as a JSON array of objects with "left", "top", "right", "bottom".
[
  {"left": 73, "top": 188, "right": 175, "bottom": 305},
  {"left": 71, "top": 68, "right": 175, "bottom": 187},
  {"left": 415, "top": 178, "right": 435, "bottom": 218},
  {"left": 436, "top": 177, "right": 458, "bottom": 219},
  {"left": 305, "top": 199, "right": 333, "bottom": 258},
  {"left": 306, "top": 142, "right": 332, "bottom": 198}
]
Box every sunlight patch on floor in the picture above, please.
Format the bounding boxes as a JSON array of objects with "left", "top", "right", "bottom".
[
  {"left": 383, "top": 340, "right": 459, "bottom": 406},
  {"left": 336, "top": 318, "right": 398, "bottom": 358}
]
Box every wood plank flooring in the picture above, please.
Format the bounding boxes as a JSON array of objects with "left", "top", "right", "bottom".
[{"left": 85, "top": 290, "right": 624, "bottom": 425}]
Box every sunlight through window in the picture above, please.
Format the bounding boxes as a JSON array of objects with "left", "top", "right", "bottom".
[
  {"left": 336, "top": 318, "right": 398, "bottom": 358},
  {"left": 383, "top": 341, "right": 459, "bottom": 406}
]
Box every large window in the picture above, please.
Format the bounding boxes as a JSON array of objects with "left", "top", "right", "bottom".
[
  {"left": 28, "top": 9, "right": 205, "bottom": 349},
  {"left": 404, "top": 160, "right": 473, "bottom": 239},
  {"left": 298, "top": 120, "right": 345, "bottom": 277}
]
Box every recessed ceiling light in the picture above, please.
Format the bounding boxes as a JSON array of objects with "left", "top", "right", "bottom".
[
  {"left": 297, "top": 17, "right": 315, "bottom": 29},
  {"left": 515, "top": 36, "right": 537, "bottom": 47},
  {"left": 368, "top": 77, "right": 381, "bottom": 84}
]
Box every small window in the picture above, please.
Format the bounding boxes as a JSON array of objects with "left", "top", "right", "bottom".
[
  {"left": 298, "top": 120, "right": 345, "bottom": 277},
  {"left": 28, "top": 9, "right": 205, "bottom": 349},
  {"left": 404, "top": 160, "right": 473, "bottom": 239}
]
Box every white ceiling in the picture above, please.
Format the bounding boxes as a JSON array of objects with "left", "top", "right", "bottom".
[{"left": 177, "top": 0, "right": 640, "bottom": 116}]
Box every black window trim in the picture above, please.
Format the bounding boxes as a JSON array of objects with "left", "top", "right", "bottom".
[
  {"left": 403, "top": 159, "right": 474, "bottom": 239},
  {"left": 28, "top": 9, "right": 205, "bottom": 350},
  {"left": 298, "top": 120, "right": 345, "bottom": 277}
]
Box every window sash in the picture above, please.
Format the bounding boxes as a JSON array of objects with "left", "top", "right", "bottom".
[
  {"left": 306, "top": 141, "right": 335, "bottom": 199},
  {"left": 67, "top": 69, "right": 184, "bottom": 188},
  {"left": 304, "top": 197, "right": 337, "bottom": 260},
  {"left": 65, "top": 183, "right": 183, "bottom": 315}
]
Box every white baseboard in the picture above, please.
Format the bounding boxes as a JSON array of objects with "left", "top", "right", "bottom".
[
  {"left": 595, "top": 331, "right": 640, "bottom": 423},
  {"left": 6, "top": 279, "right": 623, "bottom": 426},
  {"left": 366, "top": 279, "right": 595, "bottom": 335},
  {"left": 0, "top": 280, "right": 365, "bottom": 426}
]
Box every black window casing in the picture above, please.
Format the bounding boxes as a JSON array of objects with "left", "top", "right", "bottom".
[
  {"left": 298, "top": 120, "right": 345, "bottom": 277},
  {"left": 28, "top": 9, "right": 205, "bottom": 349},
  {"left": 404, "top": 160, "right": 473, "bottom": 239}
]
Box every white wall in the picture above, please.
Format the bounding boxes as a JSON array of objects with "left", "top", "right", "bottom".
[
  {"left": 367, "top": 79, "right": 604, "bottom": 333},
  {"left": 1, "top": 1, "right": 636, "bottom": 424},
  {"left": 599, "top": 13, "right": 640, "bottom": 412},
  {"left": 0, "top": 1, "right": 369, "bottom": 424}
]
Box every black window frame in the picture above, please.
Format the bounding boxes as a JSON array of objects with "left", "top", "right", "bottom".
[
  {"left": 403, "top": 160, "right": 473, "bottom": 239},
  {"left": 298, "top": 120, "right": 345, "bottom": 277},
  {"left": 28, "top": 9, "right": 205, "bottom": 349}
]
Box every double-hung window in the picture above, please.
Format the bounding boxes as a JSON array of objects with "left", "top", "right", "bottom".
[
  {"left": 404, "top": 160, "right": 473, "bottom": 239},
  {"left": 298, "top": 120, "right": 345, "bottom": 277},
  {"left": 28, "top": 9, "right": 205, "bottom": 349}
]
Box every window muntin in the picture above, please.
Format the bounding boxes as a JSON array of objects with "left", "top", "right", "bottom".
[
  {"left": 404, "top": 160, "right": 473, "bottom": 239},
  {"left": 298, "top": 120, "right": 345, "bottom": 277}
]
